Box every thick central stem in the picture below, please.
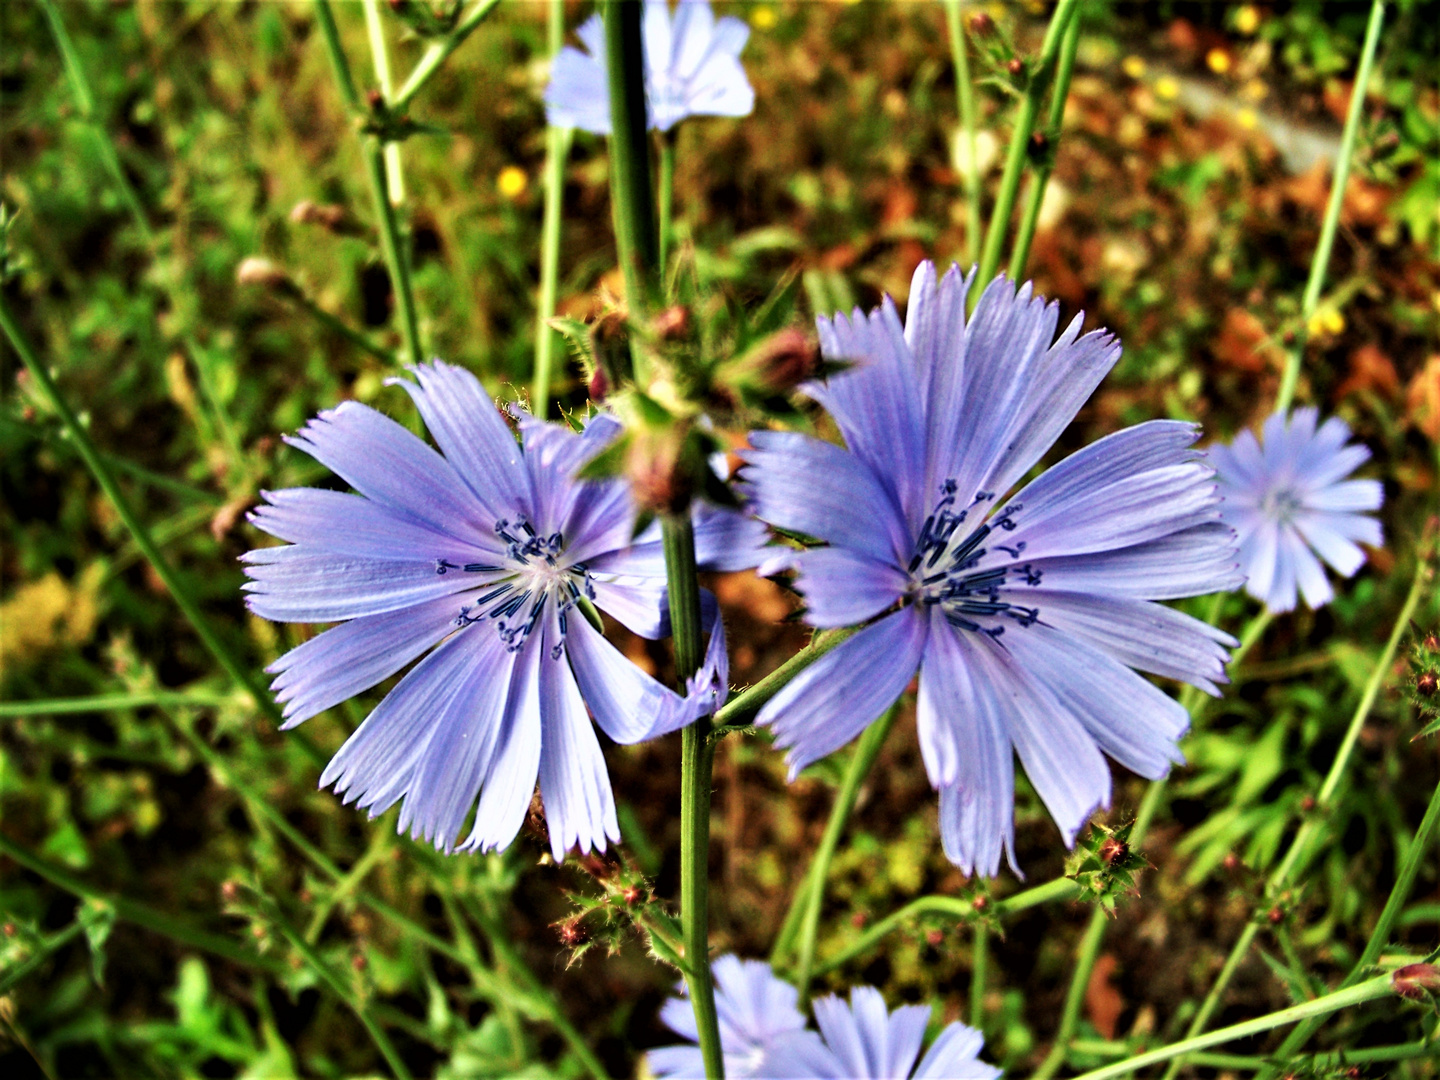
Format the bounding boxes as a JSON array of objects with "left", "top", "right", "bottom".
[{"left": 663, "top": 514, "right": 724, "bottom": 1078}]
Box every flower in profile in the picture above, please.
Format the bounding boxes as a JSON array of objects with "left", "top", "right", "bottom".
[
  {"left": 1210, "top": 408, "right": 1383, "bottom": 613},
  {"left": 544, "top": 0, "right": 754, "bottom": 135},
  {"left": 809, "top": 987, "right": 1000, "bottom": 1080},
  {"left": 242, "top": 361, "right": 765, "bottom": 861},
  {"left": 741, "top": 263, "right": 1242, "bottom": 876},
  {"left": 649, "top": 958, "right": 1002, "bottom": 1079},
  {"left": 648, "top": 956, "right": 839, "bottom": 1079}
]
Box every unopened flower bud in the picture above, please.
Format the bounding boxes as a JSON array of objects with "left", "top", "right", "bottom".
[
  {"left": 1301, "top": 794, "right": 1316, "bottom": 812},
  {"left": 1267, "top": 906, "right": 1284, "bottom": 924},
  {"left": 1098, "top": 835, "right": 1128, "bottom": 866},
  {"left": 1222, "top": 852, "right": 1240, "bottom": 871},
  {"left": 590, "top": 310, "right": 631, "bottom": 392},
  {"left": 851, "top": 911, "right": 868, "bottom": 928},
  {"left": 1418, "top": 670, "right": 1438, "bottom": 696},
  {"left": 1422, "top": 632, "right": 1439, "bottom": 653},
  {"left": 968, "top": 12, "right": 993, "bottom": 35},
  {"left": 220, "top": 881, "right": 240, "bottom": 903},
  {"left": 1392, "top": 963, "right": 1440, "bottom": 1000},
  {"left": 651, "top": 304, "right": 692, "bottom": 342},
  {"left": 236, "top": 257, "right": 294, "bottom": 294},
  {"left": 972, "top": 895, "right": 988, "bottom": 912},
  {"left": 558, "top": 918, "right": 587, "bottom": 947},
  {"left": 925, "top": 928, "right": 944, "bottom": 946},
  {"left": 587, "top": 366, "right": 610, "bottom": 403},
  {"left": 626, "top": 429, "right": 693, "bottom": 515},
  {"left": 289, "top": 200, "right": 349, "bottom": 232},
  {"left": 366, "top": 88, "right": 385, "bottom": 112},
  {"left": 1028, "top": 131, "right": 1049, "bottom": 158},
  {"left": 1006, "top": 58, "right": 1024, "bottom": 77},
  {"left": 622, "top": 885, "right": 645, "bottom": 906},
  {"left": 352, "top": 953, "right": 368, "bottom": 971},
  {"left": 2, "top": 923, "right": 15, "bottom": 937}
]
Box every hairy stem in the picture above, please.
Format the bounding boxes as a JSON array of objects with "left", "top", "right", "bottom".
[
  {"left": 604, "top": 0, "right": 660, "bottom": 327},
  {"left": 1274, "top": 0, "right": 1386, "bottom": 414},
  {"left": 663, "top": 514, "right": 724, "bottom": 1078},
  {"left": 362, "top": 0, "right": 406, "bottom": 204},
  {"left": 972, "top": 0, "right": 1080, "bottom": 299},
  {"left": 711, "top": 627, "right": 857, "bottom": 735},
  {"left": 658, "top": 129, "right": 677, "bottom": 276},
  {"left": 391, "top": 0, "right": 504, "bottom": 112}
]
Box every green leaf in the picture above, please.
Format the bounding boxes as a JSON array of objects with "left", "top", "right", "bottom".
[{"left": 77, "top": 897, "right": 115, "bottom": 987}]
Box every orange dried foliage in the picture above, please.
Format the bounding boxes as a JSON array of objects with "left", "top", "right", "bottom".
[
  {"left": 1085, "top": 953, "right": 1126, "bottom": 1040},
  {"left": 1407, "top": 355, "right": 1440, "bottom": 442},
  {"left": 1335, "top": 343, "right": 1400, "bottom": 402},
  {"left": 1213, "top": 308, "right": 1274, "bottom": 372}
]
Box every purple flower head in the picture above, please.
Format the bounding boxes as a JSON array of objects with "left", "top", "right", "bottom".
[
  {"left": 544, "top": 0, "right": 754, "bottom": 135},
  {"left": 648, "top": 956, "right": 846, "bottom": 1080},
  {"left": 1210, "top": 408, "right": 1383, "bottom": 613},
  {"left": 242, "top": 361, "right": 765, "bottom": 861},
  {"left": 649, "top": 958, "right": 1002, "bottom": 1079},
  {"left": 809, "top": 987, "right": 1000, "bottom": 1080},
  {"left": 741, "top": 264, "right": 1243, "bottom": 876}
]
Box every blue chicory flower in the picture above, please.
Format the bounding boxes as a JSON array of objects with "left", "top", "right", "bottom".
[
  {"left": 1210, "top": 407, "right": 1383, "bottom": 613},
  {"left": 741, "top": 263, "right": 1243, "bottom": 876},
  {"left": 242, "top": 361, "right": 765, "bottom": 861},
  {"left": 809, "top": 987, "right": 1000, "bottom": 1080},
  {"left": 544, "top": 0, "right": 754, "bottom": 135},
  {"left": 649, "top": 956, "right": 1001, "bottom": 1079}
]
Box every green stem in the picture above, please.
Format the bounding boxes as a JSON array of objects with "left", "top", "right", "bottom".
[
  {"left": 1163, "top": 561, "right": 1426, "bottom": 1078},
  {"left": 809, "top": 877, "right": 1079, "bottom": 979},
  {"left": 711, "top": 627, "right": 857, "bottom": 735},
  {"left": 943, "top": 0, "right": 982, "bottom": 266},
  {"left": 362, "top": 0, "right": 406, "bottom": 205},
  {"left": 313, "top": 0, "right": 424, "bottom": 365},
  {"left": 663, "top": 514, "right": 724, "bottom": 1079},
  {"left": 390, "top": 0, "right": 504, "bottom": 113},
  {"left": 1007, "top": 5, "right": 1081, "bottom": 281},
  {"left": 0, "top": 293, "right": 285, "bottom": 730},
  {"left": 1037, "top": 602, "right": 1270, "bottom": 1080},
  {"left": 604, "top": 0, "right": 660, "bottom": 326},
  {"left": 269, "top": 910, "right": 414, "bottom": 1080},
  {"left": 792, "top": 701, "right": 902, "bottom": 1000},
  {"left": 291, "top": 291, "right": 396, "bottom": 363},
  {"left": 658, "top": 129, "right": 677, "bottom": 276},
  {"left": 0, "top": 691, "right": 233, "bottom": 719},
  {"left": 0, "top": 919, "right": 86, "bottom": 995},
  {"left": 972, "top": 0, "right": 1080, "bottom": 299},
  {"left": 0, "top": 834, "right": 287, "bottom": 976},
  {"left": 532, "top": 0, "right": 573, "bottom": 418},
  {"left": 970, "top": 922, "right": 989, "bottom": 1030},
  {"left": 1067, "top": 975, "right": 1393, "bottom": 1080},
  {"left": 1274, "top": 0, "right": 1386, "bottom": 415}
]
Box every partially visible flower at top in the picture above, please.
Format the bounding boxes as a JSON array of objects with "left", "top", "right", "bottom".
[
  {"left": 1210, "top": 407, "right": 1383, "bottom": 613},
  {"left": 544, "top": 0, "right": 754, "bottom": 134},
  {"left": 809, "top": 987, "right": 1000, "bottom": 1080},
  {"left": 649, "top": 958, "right": 1002, "bottom": 1079},
  {"left": 649, "top": 955, "right": 834, "bottom": 1079},
  {"left": 242, "top": 361, "right": 766, "bottom": 861},
  {"left": 741, "top": 263, "right": 1242, "bottom": 877}
]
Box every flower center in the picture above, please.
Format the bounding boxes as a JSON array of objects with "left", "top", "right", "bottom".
[
  {"left": 434, "top": 517, "right": 595, "bottom": 658},
  {"left": 1259, "top": 486, "right": 1302, "bottom": 525},
  {"left": 908, "top": 479, "right": 1043, "bottom": 641}
]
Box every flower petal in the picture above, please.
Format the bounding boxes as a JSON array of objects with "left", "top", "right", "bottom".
[
  {"left": 782, "top": 546, "right": 908, "bottom": 629},
  {"left": 241, "top": 546, "right": 476, "bottom": 622},
  {"left": 248, "top": 487, "right": 501, "bottom": 562},
  {"left": 538, "top": 633, "right": 618, "bottom": 861},
  {"left": 459, "top": 637, "right": 544, "bottom": 852},
  {"left": 266, "top": 595, "right": 462, "bottom": 727},
  {"left": 758, "top": 607, "right": 927, "bottom": 778},
  {"left": 1016, "top": 523, "right": 1242, "bottom": 600},
  {"left": 913, "top": 1022, "right": 1000, "bottom": 1080}
]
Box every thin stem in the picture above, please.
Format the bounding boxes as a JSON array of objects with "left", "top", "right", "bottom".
[
  {"left": 0, "top": 919, "right": 86, "bottom": 995},
  {"left": 313, "top": 0, "right": 424, "bottom": 365},
  {"left": 362, "top": 0, "right": 406, "bottom": 205},
  {"left": 809, "top": 877, "right": 1079, "bottom": 979},
  {"left": 1007, "top": 5, "right": 1081, "bottom": 281},
  {"left": 711, "top": 628, "right": 857, "bottom": 734},
  {"left": 663, "top": 514, "right": 724, "bottom": 1078},
  {"left": 658, "top": 129, "right": 677, "bottom": 276},
  {"left": 0, "top": 293, "right": 286, "bottom": 730},
  {"left": 532, "top": 0, "right": 573, "bottom": 418},
  {"left": 604, "top": 0, "right": 660, "bottom": 324},
  {"left": 972, "top": 0, "right": 1080, "bottom": 299},
  {"left": 0, "top": 834, "right": 287, "bottom": 976},
  {"left": 1037, "top": 602, "right": 1269, "bottom": 1080},
  {"left": 943, "top": 0, "right": 982, "bottom": 266},
  {"left": 0, "top": 691, "right": 233, "bottom": 719},
  {"left": 390, "top": 0, "right": 504, "bottom": 113},
  {"left": 290, "top": 291, "right": 396, "bottom": 363},
  {"left": 970, "top": 922, "right": 989, "bottom": 1030},
  {"left": 1275, "top": 0, "right": 1386, "bottom": 414},
  {"left": 269, "top": 911, "right": 414, "bottom": 1080},
  {"left": 1164, "top": 560, "right": 1427, "bottom": 1078},
  {"left": 1067, "top": 975, "right": 1393, "bottom": 1080},
  {"left": 793, "top": 701, "right": 903, "bottom": 1000}
]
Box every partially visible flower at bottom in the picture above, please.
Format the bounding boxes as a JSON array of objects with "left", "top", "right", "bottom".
[
  {"left": 242, "top": 361, "right": 767, "bottom": 861},
  {"left": 649, "top": 956, "right": 1002, "bottom": 1079},
  {"left": 649, "top": 956, "right": 833, "bottom": 1079},
  {"left": 1211, "top": 407, "right": 1383, "bottom": 613}
]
